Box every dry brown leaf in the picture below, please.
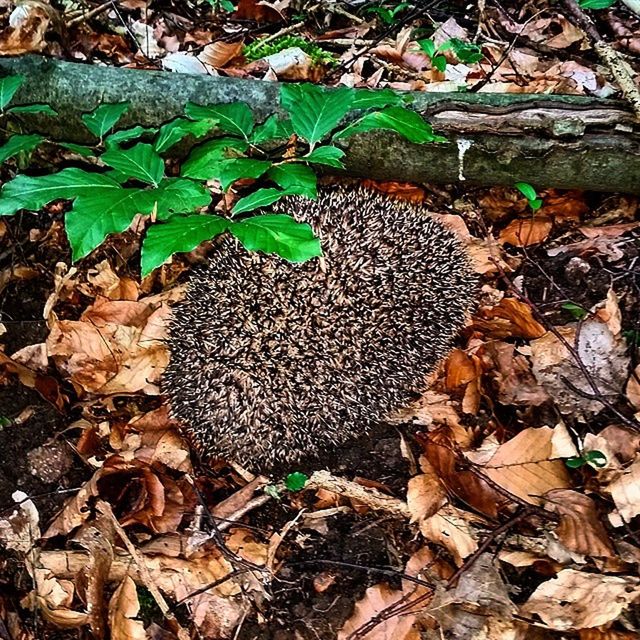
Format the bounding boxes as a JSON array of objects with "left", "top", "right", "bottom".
[
  {"left": 466, "top": 426, "right": 572, "bottom": 505},
  {"left": 544, "top": 489, "right": 615, "bottom": 558},
  {"left": 498, "top": 217, "right": 552, "bottom": 247},
  {"left": 0, "top": 2, "right": 52, "bottom": 55},
  {"left": 108, "top": 576, "right": 146, "bottom": 640},
  {"left": 530, "top": 319, "right": 630, "bottom": 415},
  {"left": 476, "top": 297, "right": 546, "bottom": 339},
  {"left": 593, "top": 289, "right": 622, "bottom": 337},
  {"left": 606, "top": 456, "right": 640, "bottom": 527},
  {"left": 420, "top": 504, "right": 479, "bottom": 566},
  {"left": 538, "top": 190, "right": 589, "bottom": 221},
  {"left": 84, "top": 260, "right": 139, "bottom": 301},
  {"left": 444, "top": 348, "right": 480, "bottom": 389},
  {"left": 406, "top": 465, "right": 447, "bottom": 523},
  {"left": 390, "top": 390, "right": 462, "bottom": 430},
  {"left": 522, "top": 569, "right": 640, "bottom": 631},
  {"left": 198, "top": 40, "right": 243, "bottom": 68},
  {"left": 626, "top": 364, "right": 640, "bottom": 411}
]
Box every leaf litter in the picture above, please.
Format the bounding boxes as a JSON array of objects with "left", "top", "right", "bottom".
[{"left": 1, "top": 0, "right": 640, "bottom": 638}]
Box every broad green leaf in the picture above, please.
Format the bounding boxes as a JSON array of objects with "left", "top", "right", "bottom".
[
  {"left": 267, "top": 163, "right": 317, "bottom": 198},
  {"left": 444, "top": 38, "right": 483, "bottom": 64},
  {"left": 185, "top": 102, "right": 254, "bottom": 139},
  {"left": 350, "top": 88, "right": 404, "bottom": 111},
  {"left": 218, "top": 158, "right": 272, "bottom": 191},
  {"left": 280, "top": 84, "right": 354, "bottom": 146},
  {"left": 0, "top": 134, "right": 44, "bottom": 164},
  {"left": 515, "top": 182, "right": 538, "bottom": 201},
  {"left": 250, "top": 115, "right": 294, "bottom": 144},
  {"left": 417, "top": 38, "right": 436, "bottom": 58},
  {"left": 334, "top": 106, "right": 446, "bottom": 144},
  {"left": 66, "top": 187, "right": 157, "bottom": 260},
  {"left": 101, "top": 143, "right": 165, "bottom": 186},
  {"left": 230, "top": 213, "right": 321, "bottom": 262},
  {"left": 81, "top": 102, "right": 130, "bottom": 139},
  {"left": 432, "top": 54, "right": 447, "bottom": 72},
  {"left": 561, "top": 302, "right": 587, "bottom": 320},
  {"left": 231, "top": 188, "right": 288, "bottom": 215},
  {"left": 154, "top": 117, "right": 218, "bottom": 153},
  {"left": 104, "top": 126, "right": 156, "bottom": 148},
  {"left": 0, "top": 75, "right": 24, "bottom": 110},
  {"left": 150, "top": 178, "right": 212, "bottom": 220},
  {"left": 285, "top": 472, "right": 308, "bottom": 491},
  {"left": 0, "top": 168, "right": 121, "bottom": 216},
  {"left": 8, "top": 104, "right": 58, "bottom": 116},
  {"left": 303, "top": 145, "right": 345, "bottom": 168},
  {"left": 59, "top": 142, "right": 96, "bottom": 157},
  {"left": 141, "top": 214, "right": 229, "bottom": 276},
  {"left": 181, "top": 137, "right": 248, "bottom": 180},
  {"left": 578, "top": 0, "right": 615, "bottom": 8}
]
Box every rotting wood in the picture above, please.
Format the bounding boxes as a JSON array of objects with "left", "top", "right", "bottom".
[{"left": 0, "top": 55, "right": 638, "bottom": 193}]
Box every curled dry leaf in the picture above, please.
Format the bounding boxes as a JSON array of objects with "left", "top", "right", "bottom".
[
  {"left": 544, "top": 489, "right": 615, "bottom": 558},
  {"left": 108, "top": 576, "right": 146, "bottom": 640},
  {"left": 198, "top": 40, "right": 244, "bottom": 68},
  {"left": 530, "top": 318, "right": 630, "bottom": 416},
  {"left": 420, "top": 503, "right": 479, "bottom": 566},
  {"left": 83, "top": 260, "right": 139, "bottom": 301},
  {"left": 466, "top": 426, "right": 573, "bottom": 505},
  {"left": 406, "top": 461, "right": 447, "bottom": 523},
  {"left": 522, "top": 569, "right": 640, "bottom": 631},
  {"left": 606, "top": 456, "right": 640, "bottom": 527},
  {"left": 499, "top": 217, "right": 553, "bottom": 247},
  {"left": 475, "top": 298, "right": 546, "bottom": 340},
  {"left": 0, "top": 1, "right": 53, "bottom": 55}
]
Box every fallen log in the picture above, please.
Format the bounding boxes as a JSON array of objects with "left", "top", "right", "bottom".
[{"left": 0, "top": 55, "right": 639, "bottom": 193}]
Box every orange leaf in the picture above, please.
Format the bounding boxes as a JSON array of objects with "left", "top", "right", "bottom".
[
  {"left": 499, "top": 217, "right": 552, "bottom": 246},
  {"left": 198, "top": 40, "right": 244, "bottom": 68}
]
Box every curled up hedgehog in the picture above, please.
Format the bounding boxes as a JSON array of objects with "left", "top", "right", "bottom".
[{"left": 163, "top": 185, "right": 478, "bottom": 473}]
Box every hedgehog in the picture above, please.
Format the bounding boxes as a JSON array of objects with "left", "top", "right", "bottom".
[{"left": 163, "top": 185, "right": 478, "bottom": 473}]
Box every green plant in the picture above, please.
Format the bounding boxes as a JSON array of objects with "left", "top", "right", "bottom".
[
  {"left": 515, "top": 182, "right": 543, "bottom": 210},
  {"left": 578, "top": 0, "right": 616, "bottom": 8},
  {"left": 285, "top": 471, "right": 308, "bottom": 491},
  {"left": 0, "top": 77, "right": 445, "bottom": 277},
  {"left": 566, "top": 450, "right": 607, "bottom": 469},
  {"left": 243, "top": 35, "right": 337, "bottom": 66},
  {"left": 205, "top": 0, "right": 235, "bottom": 12},
  {"left": 417, "top": 37, "right": 483, "bottom": 72},
  {"left": 364, "top": 2, "right": 413, "bottom": 25},
  {"left": 562, "top": 302, "right": 588, "bottom": 320}
]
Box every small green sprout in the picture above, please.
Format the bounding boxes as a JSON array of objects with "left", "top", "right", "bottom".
[
  {"left": 561, "top": 302, "right": 588, "bottom": 320},
  {"left": 566, "top": 450, "right": 607, "bottom": 469},
  {"left": 417, "top": 37, "right": 483, "bottom": 72},
  {"left": 515, "top": 182, "right": 543, "bottom": 210},
  {"left": 285, "top": 471, "right": 309, "bottom": 491},
  {"left": 364, "top": 2, "right": 413, "bottom": 25}
]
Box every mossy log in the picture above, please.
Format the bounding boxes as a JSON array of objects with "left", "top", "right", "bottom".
[{"left": 0, "top": 55, "right": 639, "bottom": 193}]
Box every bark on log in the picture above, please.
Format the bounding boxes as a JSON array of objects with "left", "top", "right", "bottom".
[{"left": 0, "top": 55, "right": 639, "bottom": 193}]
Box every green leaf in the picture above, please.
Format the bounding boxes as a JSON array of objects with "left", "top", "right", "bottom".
[
  {"left": 565, "top": 457, "right": 586, "bottom": 469},
  {"left": 231, "top": 214, "right": 321, "bottom": 261},
  {"left": 280, "top": 84, "right": 354, "bottom": 146},
  {"left": 0, "top": 75, "right": 24, "bottom": 110},
  {"left": 250, "top": 114, "right": 294, "bottom": 144},
  {"left": 350, "top": 88, "right": 404, "bottom": 110},
  {"left": 585, "top": 450, "right": 607, "bottom": 467},
  {"left": 231, "top": 188, "right": 288, "bottom": 215},
  {"left": 515, "top": 181, "right": 538, "bottom": 201},
  {"left": 303, "top": 145, "right": 345, "bottom": 168},
  {"left": 445, "top": 38, "right": 483, "bottom": 64},
  {"left": 417, "top": 38, "right": 436, "bottom": 58},
  {"left": 104, "top": 126, "right": 157, "bottom": 148},
  {"left": 185, "top": 102, "right": 254, "bottom": 139},
  {"left": 59, "top": 142, "right": 96, "bottom": 157},
  {"left": 267, "top": 163, "right": 317, "bottom": 198},
  {"left": 529, "top": 198, "right": 543, "bottom": 211},
  {"left": 181, "top": 137, "right": 248, "bottom": 180},
  {"left": 335, "top": 106, "right": 445, "bottom": 144},
  {"left": 101, "top": 143, "right": 165, "bottom": 186},
  {"left": 285, "top": 471, "right": 308, "bottom": 491},
  {"left": 561, "top": 302, "right": 587, "bottom": 320},
  {"left": 66, "top": 187, "right": 157, "bottom": 260},
  {"left": 141, "top": 214, "right": 229, "bottom": 276},
  {"left": 154, "top": 117, "right": 218, "bottom": 153},
  {"left": 8, "top": 104, "right": 58, "bottom": 116},
  {"left": 578, "top": 0, "right": 616, "bottom": 8},
  {"left": 81, "top": 102, "right": 130, "bottom": 139},
  {"left": 218, "top": 158, "right": 272, "bottom": 191},
  {"left": 0, "top": 168, "right": 122, "bottom": 216},
  {"left": 432, "top": 54, "right": 447, "bottom": 72},
  {"left": 150, "top": 178, "right": 212, "bottom": 220},
  {"left": 0, "top": 134, "right": 44, "bottom": 164}
]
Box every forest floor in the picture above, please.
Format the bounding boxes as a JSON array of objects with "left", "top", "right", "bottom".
[{"left": 1, "top": 1, "right": 640, "bottom": 639}]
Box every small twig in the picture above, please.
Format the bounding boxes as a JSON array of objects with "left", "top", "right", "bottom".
[
  {"left": 66, "top": 0, "right": 112, "bottom": 27},
  {"left": 255, "top": 20, "right": 306, "bottom": 47},
  {"left": 562, "top": 0, "right": 640, "bottom": 120}
]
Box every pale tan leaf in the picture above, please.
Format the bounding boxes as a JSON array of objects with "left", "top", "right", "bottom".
[
  {"left": 468, "top": 426, "right": 571, "bottom": 505},
  {"left": 606, "top": 456, "right": 640, "bottom": 527},
  {"left": 420, "top": 504, "right": 478, "bottom": 566},
  {"left": 522, "top": 569, "right": 640, "bottom": 631},
  {"left": 406, "top": 471, "right": 446, "bottom": 523},
  {"left": 626, "top": 364, "right": 640, "bottom": 411},
  {"left": 198, "top": 40, "right": 243, "bottom": 68},
  {"left": 499, "top": 217, "right": 552, "bottom": 247},
  {"left": 108, "top": 576, "right": 146, "bottom": 640}
]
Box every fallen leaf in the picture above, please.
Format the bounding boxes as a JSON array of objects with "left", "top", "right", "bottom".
[
  {"left": 108, "top": 576, "right": 146, "bottom": 640},
  {"left": 544, "top": 489, "right": 615, "bottom": 557},
  {"left": 0, "top": 1, "right": 53, "bottom": 55},
  {"left": 606, "top": 456, "right": 640, "bottom": 527},
  {"left": 406, "top": 462, "right": 447, "bottom": 522},
  {"left": 420, "top": 504, "right": 479, "bottom": 566},
  {"left": 198, "top": 40, "right": 244, "bottom": 68},
  {"left": 499, "top": 217, "right": 553, "bottom": 247},
  {"left": 476, "top": 297, "right": 546, "bottom": 339},
  {"left": 522, "top": 569, "right": 640, "bottom": 631},
  {"left": 466, "top": 426, "right": 573, "bottom": 505}
]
